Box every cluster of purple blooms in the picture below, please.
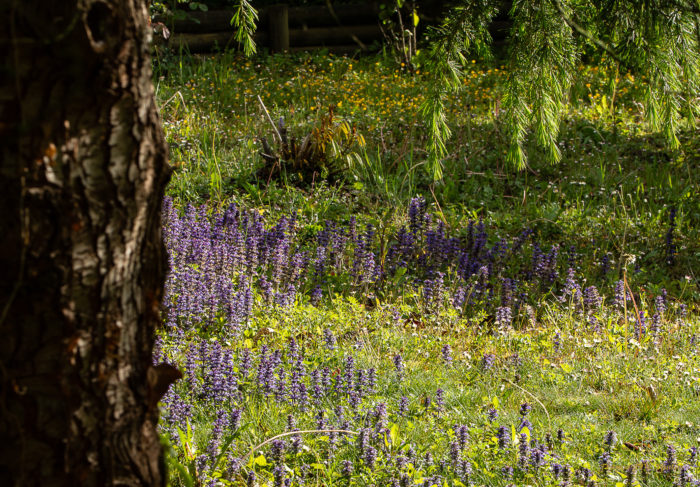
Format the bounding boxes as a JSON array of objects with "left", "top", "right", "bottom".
[
  {"left": 160, "top": 196, "right": 671, "bottom": 338},
  {"left": 159, "top": 330, "right": 395, "bottom": 482},
  {"left": 666, "top": 206, "right": 677, "bottom": 266},
  {"left": 156, "top": 196, "right": 693, "bottom": 486},
  {"left": 493, "top": 419, "right": 700, "bottom": 487},
  {"left": 157, "top": 323, "right": 700, "bottom": 486}
]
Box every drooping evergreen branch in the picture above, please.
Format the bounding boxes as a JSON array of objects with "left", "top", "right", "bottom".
[
  {"left": 231, "top": 0, "right": 258, "bottom": 56},
  {"left": 552, "top": 0, "right": 623, "bottom": 65},
  {"left": 503, "top": 0, "right": 578, "bottom": 169},
  {"left": 421, "top": 0, "right": 700, "bottom": 174},
  {"left": 420, "top": 0, "right": 498, "bottom": 180},
  {"left": 599, "top": 0, "right": 700, "bottom": 147}
]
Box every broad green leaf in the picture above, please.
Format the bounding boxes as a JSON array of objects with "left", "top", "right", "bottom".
[{"left": 390, "top": 423, "right": 400, "bottom": 444}]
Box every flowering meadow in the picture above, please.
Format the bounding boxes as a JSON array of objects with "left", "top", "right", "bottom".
[{"left": 154, "top": 52, "right": 699, "bottom": 486}]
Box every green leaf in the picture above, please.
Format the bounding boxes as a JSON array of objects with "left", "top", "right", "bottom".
[
  {"left": 413, "top": 10, "right": 420, "bottom": 27},
  {"left": 176, "top": 420, "right": 196, "bottom": 461},
  {"left": 211, "top": 433, "right": 240, "bottom": 472},
  {"left": 390, "top": 423, "right": 400, "bottom": 445},
  {"left": 171, "top": 460, "right": 195, "bottom": 487}
]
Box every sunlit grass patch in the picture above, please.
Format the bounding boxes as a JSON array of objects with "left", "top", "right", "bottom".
[{"left": 153, "top": 49, "right": 699, "bottom": 487}]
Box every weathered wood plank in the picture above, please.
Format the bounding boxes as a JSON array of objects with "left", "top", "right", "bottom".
[
  {"left": 153, "top": 3, "right": 380, "bottom": 34},
  {"left": 170, "top": 24, "right": 383, "bottom": 53}
]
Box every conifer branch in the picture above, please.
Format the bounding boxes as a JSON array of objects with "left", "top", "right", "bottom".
[{"left": 551, "top": 0, "right": 623, "bottom": 65}]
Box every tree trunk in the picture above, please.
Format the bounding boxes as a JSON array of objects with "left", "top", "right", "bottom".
[{"left": 0, "top": 1, "right": 172, "bottom": 485}]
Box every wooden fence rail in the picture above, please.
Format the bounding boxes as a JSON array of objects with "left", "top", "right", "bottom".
[
  {"left": 154, "top": 3, "right": 383, "bottom": 54},
  {"left": 153, "top": 3, "right": 512, "bottom": 55}
]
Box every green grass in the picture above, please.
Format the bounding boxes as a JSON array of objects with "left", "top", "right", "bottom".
[
  {"left": 159, "top": 296, "right": 699, "bottom": 486},
  {"left": 154, "top": 50, "right": 698, "bottom": 293},
  {"left": 153, "top": 49, "right": 700, "bottom": 486}
]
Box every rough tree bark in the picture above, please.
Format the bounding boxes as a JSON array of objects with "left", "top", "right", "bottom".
[{"left": 0, "top": 1, "right": 174, "bottom": 485}]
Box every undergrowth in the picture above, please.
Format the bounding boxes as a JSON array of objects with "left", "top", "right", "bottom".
[{"left": 153, "top": 50, "right": 699, "bottom": 486}]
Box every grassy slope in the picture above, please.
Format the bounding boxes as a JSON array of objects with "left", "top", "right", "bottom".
[
  {"left": 154, "top": 50, "right": 699, "bottom": 486},
  {"left": 154, "top": 51, "right": 698, "bottom": 293}
]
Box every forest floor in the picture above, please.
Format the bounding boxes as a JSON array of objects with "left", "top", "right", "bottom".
[{"left": 153, "top": 50, "right": 700, "bottom": 487}]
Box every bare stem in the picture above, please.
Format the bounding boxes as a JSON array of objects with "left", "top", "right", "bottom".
[
  {"left": 503, "top": 378, "right": 552, "bottom": 430},
  {"left": 242, "top": 429, "right": 359, "bottom": 465},
  {"left": 552, "top": 0, "right": 624, "bottom": 66},
  {"left": 257, "top": 94, "right": 282, "bottom": 143}
]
